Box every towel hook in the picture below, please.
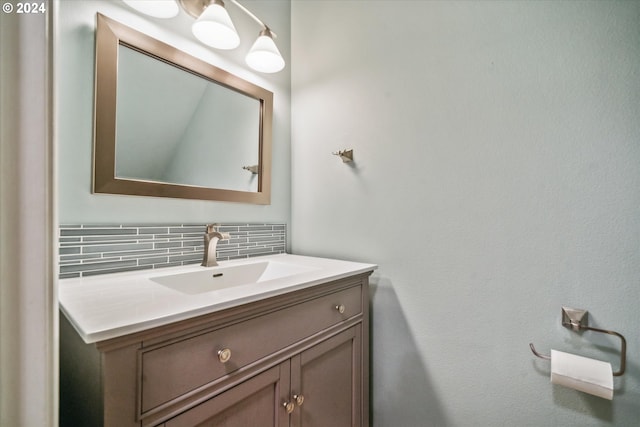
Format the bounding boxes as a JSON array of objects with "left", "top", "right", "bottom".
[
  {"left": 332, "top": 149, "right": 353, "bottom": 163},
  {"left": 529, "top": 306, "right": 626, "bottom": 376}
]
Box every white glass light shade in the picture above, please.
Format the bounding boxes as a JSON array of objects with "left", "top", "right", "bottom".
[
  {"left": 192, "top": 2, "right": 240, "bottom": 50},
  {"left": 122, "top": 0, "right": 179, "bottom": 19},
  {"left": 245, "top": 29, "right": 285, "bottom": 73}
]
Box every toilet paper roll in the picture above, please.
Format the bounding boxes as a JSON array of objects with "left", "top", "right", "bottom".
[{"left": 550, "top": 349, "right": 613, "bottom": 400}]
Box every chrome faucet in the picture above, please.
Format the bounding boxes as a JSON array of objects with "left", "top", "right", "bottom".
[{"left": 201, "top": 224, "right": 230, "bottom": 267}]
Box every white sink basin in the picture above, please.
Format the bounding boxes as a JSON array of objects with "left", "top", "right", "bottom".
[
  {"left": 150, "top": 260, "right": 318, "bottom": 294},
  {"left": 59, "top": 254, "right": 377, "bottom": 343}
]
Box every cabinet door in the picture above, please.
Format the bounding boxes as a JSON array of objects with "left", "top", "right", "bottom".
[
  {"left": 164, "top": 361, "right": 291, "bottom": 427},
  {"left": 290, "top": 327, "right": 362, "bottom": 427}
]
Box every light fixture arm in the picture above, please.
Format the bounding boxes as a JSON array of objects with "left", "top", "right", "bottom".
[
  {"left": 175, "top": 0, "right": 284, "bottom": 73},
  {"left": 178, "top": 0, "right": 276, "bottom": 37},
  {"left": 228, "top": 0, "right": 277, "bottom": 37}
]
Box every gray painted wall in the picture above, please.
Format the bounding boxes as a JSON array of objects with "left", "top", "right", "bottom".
[
  {"left": 291, "top": 1, "right": 640, "bottom": 425},
  {"left": 56, "top": 0, "right": 291, "bottom": 226}
]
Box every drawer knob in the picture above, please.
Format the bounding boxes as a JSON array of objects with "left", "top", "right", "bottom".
[
  {"left": 283, "top": 401, "right": 295, "bottom": 414},
  {"left": 217, "top": 348, "right": 232, "bottom": 363},
  {"left": 293, "top": 394, "right": 305, "bottom": 406},
  {"left": 335, "top": 304, "right": 346, "bottom": 314}
]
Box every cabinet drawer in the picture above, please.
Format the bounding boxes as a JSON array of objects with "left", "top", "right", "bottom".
[{"left": 140, "top": 284, "right": 362, "bottom": 413}]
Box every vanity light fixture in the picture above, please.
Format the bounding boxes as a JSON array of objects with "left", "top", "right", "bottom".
[
  {"left": 245, "top": 27, "right": 285, "bottom": 73},
  {"left": 191, "top": 0, "right": 240, "bottom": 50},
  {"left": 123, "top": 0, "right": 285, "bottom": 73}
]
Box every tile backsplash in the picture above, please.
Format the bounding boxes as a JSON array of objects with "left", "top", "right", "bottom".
[{"left": 59, "top": 223, "right": 286, "bottom": 279}]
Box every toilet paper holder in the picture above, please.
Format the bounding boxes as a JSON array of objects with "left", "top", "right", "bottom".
[{"left": 529, "top": 306, "right": 627, "bottom": 376}]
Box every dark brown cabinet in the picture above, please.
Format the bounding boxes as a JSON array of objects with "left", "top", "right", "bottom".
[{"left": 61, "top": 273, "right": 371, "bottom": 427}]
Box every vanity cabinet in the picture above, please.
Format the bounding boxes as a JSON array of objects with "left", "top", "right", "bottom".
[
  {"left": 162, "top": 327, "right": 361, "bottom": 427},
  {"left": 60, "top": 273, "right": 371, "bottom": 427},
  {"left": 161, "top": 362, "right": 290, "bottom": 427}
]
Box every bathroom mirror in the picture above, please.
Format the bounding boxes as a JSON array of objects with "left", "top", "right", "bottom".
[{"left": 93, "top": 13, "right": 272, "bottom": 204}]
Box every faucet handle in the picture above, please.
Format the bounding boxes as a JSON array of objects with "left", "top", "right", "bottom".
[{"left": 206, "top": 223, "right": 219, "bottom": 233}]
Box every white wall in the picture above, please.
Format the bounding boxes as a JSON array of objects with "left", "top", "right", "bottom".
[
  {"left": 291, "top": 1, "right": 640, "bottom": 425},
  {"left": 56, "top": 0, "right": 291, "bottom": 225},
  {"left": 1, "top": 6, "right": 57, "bottom": 427}
]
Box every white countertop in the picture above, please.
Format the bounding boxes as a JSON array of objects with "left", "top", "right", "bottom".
[{"left": 59, "top": 254, "right": 377, "bottom": 344}]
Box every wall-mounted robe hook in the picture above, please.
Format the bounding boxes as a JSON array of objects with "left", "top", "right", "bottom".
[
  {"left": 332, "top": 149, "right": 353, "bottom": 163},
  {"left": 242, "top": 165, "right": 259, "bottom": 174},
  {"left": 529, "top": 306, "right": 627, "bottom": 376}
]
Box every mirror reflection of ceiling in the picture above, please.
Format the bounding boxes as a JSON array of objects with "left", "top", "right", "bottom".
[{"left": 115, "top": 44, "right": 260, "bottom": 192}]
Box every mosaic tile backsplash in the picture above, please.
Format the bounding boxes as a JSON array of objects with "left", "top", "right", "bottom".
[{"left": 59, "top": 223, "right": 286, "bottom": 279}]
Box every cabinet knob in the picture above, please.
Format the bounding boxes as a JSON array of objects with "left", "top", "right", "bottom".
[
  {"left": 283, "top": 401, "right": 295, "bottom": 414},
  {"left": 335, "top": 304, "right": 345, "bottom": 314},
  {"left": 293, "top": 394, "right": 305, "bottom": 406},
  {"left": 217, "top": 348, "right": 231, "bottom": 363}
]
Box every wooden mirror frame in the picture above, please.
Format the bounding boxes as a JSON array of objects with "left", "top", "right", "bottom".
[{"left": 93, "top": 13, "right": 272, "bottom": 204}]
